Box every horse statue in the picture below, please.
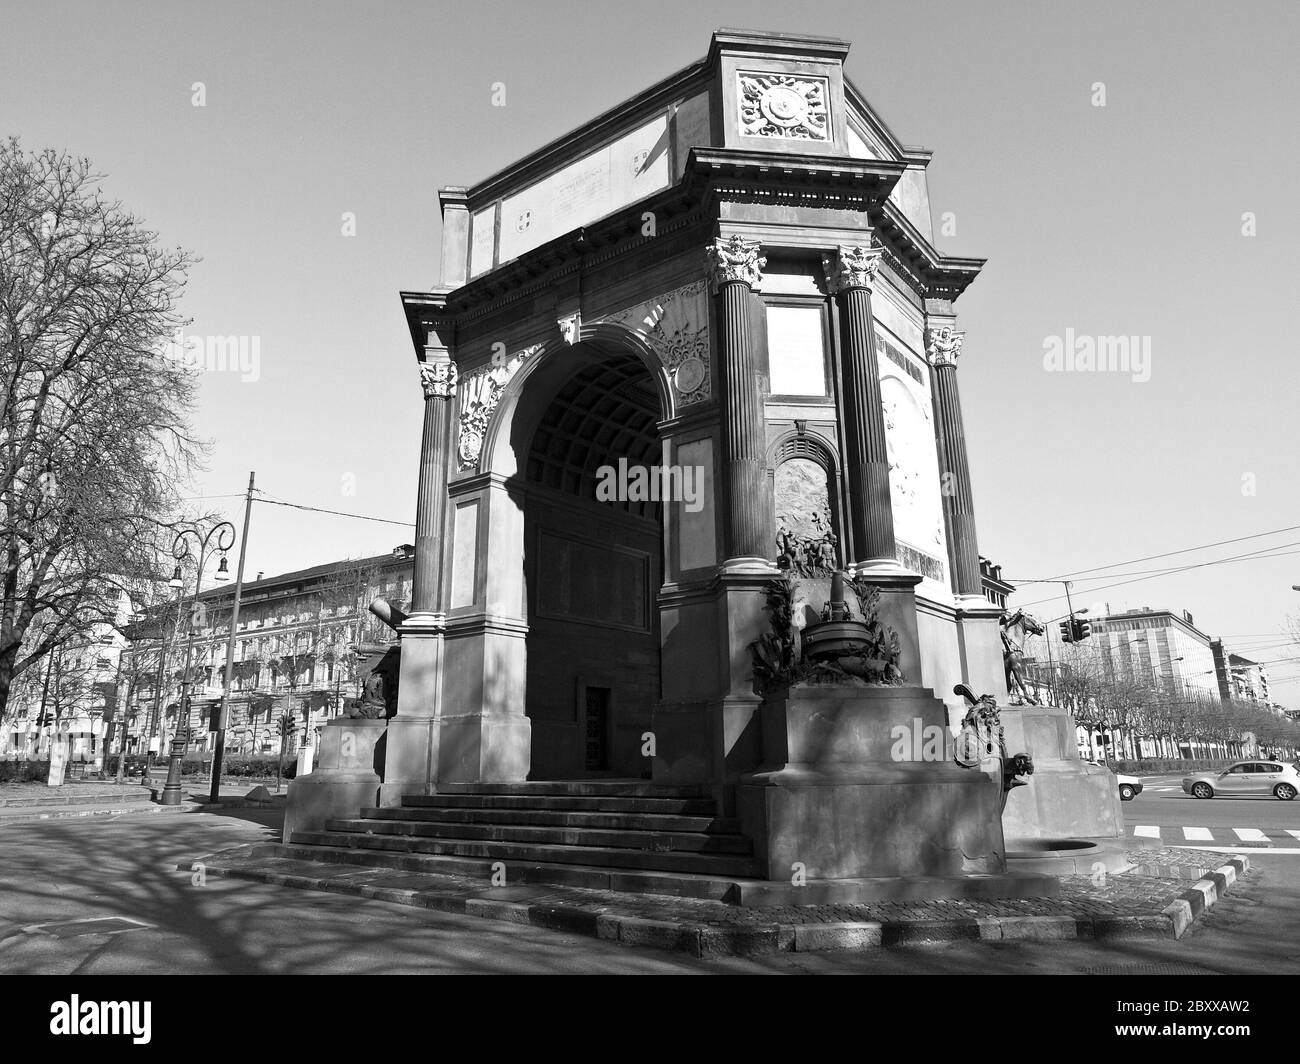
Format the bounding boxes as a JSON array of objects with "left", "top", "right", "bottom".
[{"left": 1001, "top": 608, "right": 1044, "bottom": 706}]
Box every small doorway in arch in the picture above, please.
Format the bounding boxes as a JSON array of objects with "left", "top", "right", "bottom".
[{"left": 582, "top": 685, "right": 612, "bottom": 773}]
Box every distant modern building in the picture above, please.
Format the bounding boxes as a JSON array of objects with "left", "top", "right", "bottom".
[{"left": 1043, "top": 605, "right": 1220, "bottom": 702}]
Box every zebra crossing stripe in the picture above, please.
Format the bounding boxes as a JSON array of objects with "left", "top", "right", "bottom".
[
  {"left": 1182, "top": 827, "right": 1213, "bottom": 841},
  {"left": 1133, "top": 825, "right": 1161, "bottom": 839},
  {"left": 1288, "top": 830, "right": 1300, "bottom": 841},
  {"left": 1233, "top": 828, "right": 1268, "bottom": 842}
]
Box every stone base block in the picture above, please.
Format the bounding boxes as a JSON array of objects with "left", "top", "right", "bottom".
[
  {"left": 999, "top": 703, "right": 1124, "bottom": 840},
  {"left": 437, "top": 713, "right": 531, "bottom": 783},
  {"left": 382, "top": 717, "right": 436, "bottom": 792},
  {"left": 738, "top": 685, "right": 1007, "bottom": 881},
  {"left": 739, "top": 764, "right": 1007, "bottom": 880},
  {"left": 284, "top": 771, "right": 380, "bottom": 840}
]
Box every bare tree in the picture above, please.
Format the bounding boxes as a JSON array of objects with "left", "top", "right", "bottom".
[{"left": 0, "top": 139, "right": 202, "bottom": 717}]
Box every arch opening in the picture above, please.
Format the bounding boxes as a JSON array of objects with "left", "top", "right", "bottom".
[{"left": 517, "top": 347, "right": 665, "bottom": 779}]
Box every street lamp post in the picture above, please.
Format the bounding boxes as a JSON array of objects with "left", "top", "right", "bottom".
[{"left": 160, "top": 523, "right": 234, "bottom": 806}]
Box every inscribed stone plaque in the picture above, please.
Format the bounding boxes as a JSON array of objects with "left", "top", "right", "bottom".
[
  {"left": 765, "top": 306, "right": 826, "bottom": 396},
  {"left": 536, "top": 530, "right": 648, "bottom": 632},
  {"left": 498, "top": 115, "right": 669, "bottom": 265}
]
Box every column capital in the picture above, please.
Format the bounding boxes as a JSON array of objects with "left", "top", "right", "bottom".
[
  {"left": 705, "top": 235, "right": 765, "bottom": 292},
  {"left": 925, "top": 324, "right": 965, "bottom": 368},
  {"left": 823, "top": 243, "right": 883, "bottom": 295},
  {"left": 419, "top": 359, "right": 458, "bottom": 400}
]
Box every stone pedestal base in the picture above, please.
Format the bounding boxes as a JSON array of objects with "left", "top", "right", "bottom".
[
  {"left": 999, "top": 702, "right": 1123, "bottom": 841},
  {"left": 284, "top": 718, "right": 386, "bottom": 839},
  {"left": 737, "top": 685, "right": 1007, "bottom": 881},
  {"left": 437, "top": 712, "right": 531, "bottom": 784}
]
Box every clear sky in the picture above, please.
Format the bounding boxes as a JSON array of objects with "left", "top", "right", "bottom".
[{"left": 4, "top": 1, "right": 1297, "bottom": 702}]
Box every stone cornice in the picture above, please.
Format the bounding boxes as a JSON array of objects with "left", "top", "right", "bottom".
[
  {"left": 685, "top": 146, "right": 905, "bottom": 200},
  {"left": 400, "top": 151, "right": 986, "bottom": 346},
  {"left": 426, "top": 191, "right": 708, "bottom": 329},
  {"left": 399, "top": 289, "right": 454, "bottom": 359},
  {"left": 873, "top": 200, "right": 985, "bottom": 301}
]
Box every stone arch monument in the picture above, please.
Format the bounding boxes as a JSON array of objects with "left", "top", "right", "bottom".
[{"left": 283, "top": 29, "right": 1116, "bottom": 887}]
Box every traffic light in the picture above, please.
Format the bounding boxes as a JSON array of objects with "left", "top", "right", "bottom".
[
  {"left": 1073, "top": 617, "right": 1092, "bottom": 641},
  {"left": 1059, "top": 620, "right": 1074, "bottom": 644}
]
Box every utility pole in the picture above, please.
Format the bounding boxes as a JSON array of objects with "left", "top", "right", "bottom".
[{"left": 211, "top": 472, "right": 255, "bottom": 806}]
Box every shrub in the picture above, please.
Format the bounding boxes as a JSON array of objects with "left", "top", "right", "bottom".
[{"left": 0, "top": 761, "right": 50, "bottom": 783}]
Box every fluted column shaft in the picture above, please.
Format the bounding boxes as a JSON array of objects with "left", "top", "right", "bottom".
[
  {"left": 706, "top": 236, "right": 769, "bottom": 562},
  {"left": 412, "top": 360, "right": 457, "bottom": 613},
  {"left": 825, "top": 245, "right": 897, "bottom": 566},
  {"left": 839, "top": 286, "right": 897, "bottom": 563},
  {"left": 927, "top": 327, "right": 983, "bottom": 598},
  {"left": 719, "top": 281, "right": 768, "bottom": 559}
]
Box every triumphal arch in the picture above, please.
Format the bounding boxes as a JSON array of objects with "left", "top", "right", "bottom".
[{"left": 367, "top": 30, "right": 1047, "bottom": 885}]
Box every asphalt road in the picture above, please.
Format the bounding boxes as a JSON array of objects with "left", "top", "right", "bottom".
[
  {"left": 0, "top": 802, "right": 1297, "bottom": 976},
  {"left": 1122, "top": 773, "right": 1300, "bottom": 851}
]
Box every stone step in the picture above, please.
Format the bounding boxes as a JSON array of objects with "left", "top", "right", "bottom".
[
  {"left": 401, "top": 794, "right": 718, "bottom": 815},
  {"left": 326, "top": 817, "right": 754, "bottom": 854},
  {"left": 361, "top": 806, "right": 740, "bottom": 834},
  {"left": 433, "top": 781, "right": 711, "bottom": 798},
  {"left": 290, "top": 830, "right": 760, "bottom": 878},
  {"left": 265, "top": 842, "right": 745, "bottom": 900}
]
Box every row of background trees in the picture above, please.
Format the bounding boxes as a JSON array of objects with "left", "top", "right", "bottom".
[{"left": 1024, "top": 650, "right": 1300, "bottom": 762}]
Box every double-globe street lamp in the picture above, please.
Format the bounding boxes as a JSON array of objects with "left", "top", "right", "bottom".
[{"left": 159, "top": 523, "right": 233, "bottom": 806}]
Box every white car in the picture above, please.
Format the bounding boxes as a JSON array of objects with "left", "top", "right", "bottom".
[
  {"left": 1182, "top": 761, "right": 1300, "bottom": 801},
  {"left": 1085, "top": 760, "right": 1143, "bottom": 801}
]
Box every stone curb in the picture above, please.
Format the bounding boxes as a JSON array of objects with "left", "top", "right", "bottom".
[
  {"left": 0, "top": 791, "right": 153, "bottom": 808},
  {"left": 1158, "top": 856, "right": 1249, "bottom": 940},
  {"left": 0, "top": 802, "right": 202, "bottom": 824},
  {"left": 180, "top": 856, "right": 1252, "bottom": 957}
]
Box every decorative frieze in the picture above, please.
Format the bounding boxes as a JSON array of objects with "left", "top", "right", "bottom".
[
  {"left": 607, "top": 280, "right": 712, "bottom": 406},
  {"left": 419, "top": 360, "right": 458, "bottom": 399},
  {"left": 705, "top": 235, "right": 766, "bottom": 292},
  {"left": 926, "top": 325, "right": 965, "bottom": 368},
  {"left": 823, "top": 244, "right": 883, "bottom": 295},
  {"left": 738, "top": 73, "right": 829, "bottom": 141},
  {"left": 456, "top": 343, "right": 544, "bottom": 470}
]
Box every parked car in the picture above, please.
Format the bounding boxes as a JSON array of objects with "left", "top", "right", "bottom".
[
  {"left": 1182, "top": 761, "right": 1300, "bottom": 800},
  {"left": 1085, "top": 760, "right": 1143, "bottom": 801}
]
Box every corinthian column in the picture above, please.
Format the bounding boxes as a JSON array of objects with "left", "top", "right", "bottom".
[
  {"left": 411, "top": 358, "right": 458, "bottom": 616},
  {"left": 705, "top": 235, "right": 770, "bottom": 565},
  {"left": 824, "top": 243, "right": 898, "bottom": 569},
  {"left": 383, "top": 353, "right": 458, "bottom": 803},
  {"left": 926, "top": 323, "right": 983, "bottom": 602}
]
